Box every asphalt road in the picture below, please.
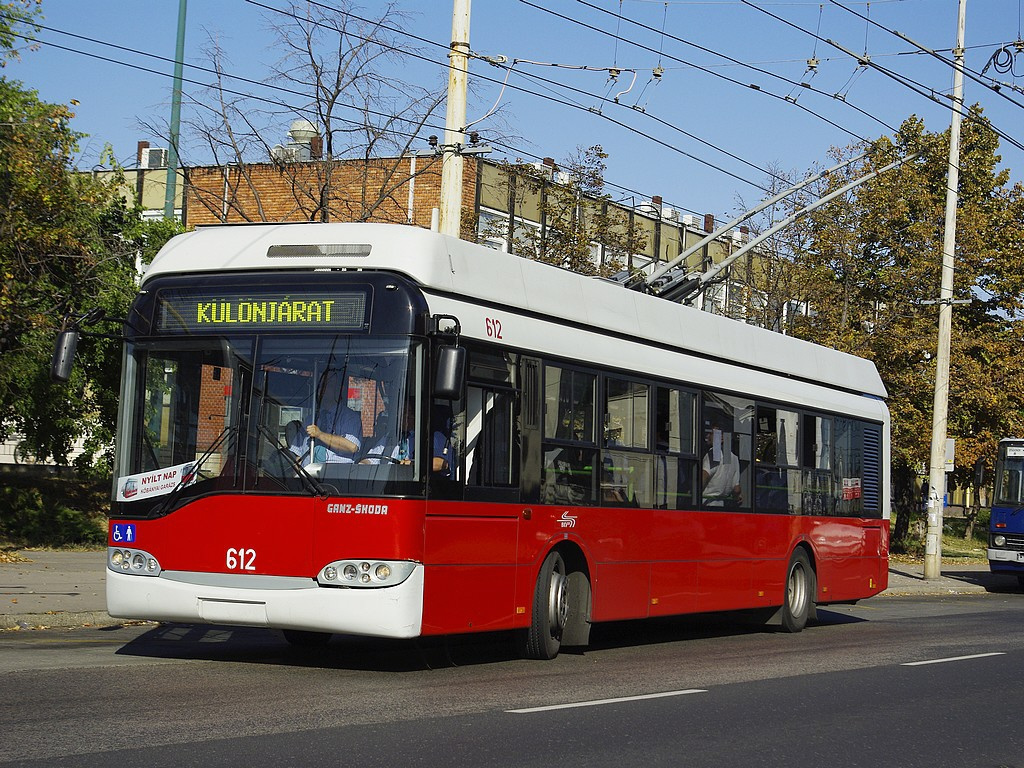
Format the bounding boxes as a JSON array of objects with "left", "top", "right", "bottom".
[{"left": 3, "top": 593, "right": 1024, "bottom": 767}]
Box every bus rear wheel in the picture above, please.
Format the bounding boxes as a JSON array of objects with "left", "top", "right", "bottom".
[
  {"left": 781, "top": 549, "right": 815, "bottom": 633},
  {"left": 524, "top": 550, "right": 569, "bottom": 660}
]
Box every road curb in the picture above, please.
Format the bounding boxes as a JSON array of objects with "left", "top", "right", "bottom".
[
  {"left": 878, "top": 587, "right": 991, "bottom": 597},
  {"left": 0, "top": 611, "right": 123, "bottom": 631}
]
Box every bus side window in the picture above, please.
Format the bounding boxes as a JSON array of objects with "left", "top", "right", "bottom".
[
  {"left": 800, "top": 414, "right": 833, "bottom": 516},
  {"left": 653, "top": 387, "right": 697, "bottom": 510},
  {"left": 541, "top": 364, "right": 597, "bottom": 505},
  {"left": 754, "top": 405, "right": 800, "bottom": 514},
  {"left": 429, "top": 400, "right": 464, "bottom": 500},
  {"left": 462, "top": 346, "right": 521, "bottom": 499},
  {"left": 1001, "top": 469, "right": 1021, "bottom": 504},
  {"left": 834, "top": 418, "right": 865, "bottom": 516},
  {"left": 700, "top": 392, "right": 752, "bottom": 511},
  {"left": 601, "top": 377, "right": 652, "bottom": 507},
  {"left": 465, "top": 385, "right": 519, "bottom": 489}
]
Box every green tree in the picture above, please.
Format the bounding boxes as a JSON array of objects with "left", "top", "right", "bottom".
[
  {"left": 0, "top": 0, "right": 40, "bottom": 67},
  {"left": 485, "top": 146, "right": 647, "bottom": 277},
  {"left": 0, "top": 72, "right": 175, "bottom": 472},
  {"left": 782, "top": 112, "right": 1024, "bottom": 546}
]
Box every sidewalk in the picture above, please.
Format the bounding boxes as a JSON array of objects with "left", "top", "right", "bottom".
[
  {"left": 882, "top": 561, "right": 1014, "bottom": 596},
  {"left": 0, "top": 550, "right": 1019, "bottom": 630},
  {"left": 1, "top": 550, "right": 112, "bottom": 629}
]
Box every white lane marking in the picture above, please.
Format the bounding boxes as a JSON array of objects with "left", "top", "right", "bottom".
[
  {"left": 902, "top": 652, "right": 1006, "bottom": 667},
  {"left": 507, "top": 689, "right": 708, "bottom": 714}
]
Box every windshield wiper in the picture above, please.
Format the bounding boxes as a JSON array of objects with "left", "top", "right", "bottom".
[
  {"left": 257, "top": 424, "right": 334, "bottom": 497},
  {"left": 149, "top": 425, "right": 236, "bottom": 518}
]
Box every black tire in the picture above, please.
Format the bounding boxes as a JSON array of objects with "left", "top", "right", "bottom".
[
  {"left": 780, "top": 548, "right": 815, "bottom": 633},
  {"left": 1016, "top": 574, "right": 1024, "bottom": 590},
  {"left": 524, "top": 550, "right": 569, "bottom": 660},
  {"left": 282, "top": 629, "right": 332, "bottom": 647}
]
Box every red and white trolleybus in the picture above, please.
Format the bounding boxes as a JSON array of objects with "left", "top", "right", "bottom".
[{"left": 78, "top": 222, "right": 888, "bottom": 658}]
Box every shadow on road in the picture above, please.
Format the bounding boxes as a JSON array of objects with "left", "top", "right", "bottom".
[
  {"left": 111, "top": 605, "right": 868, "bottom": 671},
  {"left": 887, "top": 565, "right": 1023, "bottom": 595},
  {"left": 113, "top": 622, "right": 523, "bottom": 671},
  {"left": 949, "top": 570, "right": 1024, "bottom": 593}
]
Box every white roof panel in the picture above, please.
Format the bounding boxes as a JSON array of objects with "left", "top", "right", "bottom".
[{"left": 145, "top": 223, "right": 886, "bottom": 399}]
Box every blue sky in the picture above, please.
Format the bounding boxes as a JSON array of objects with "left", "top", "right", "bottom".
[{"left": 12, "top": 0, "right": 1024, "bottom": 220}]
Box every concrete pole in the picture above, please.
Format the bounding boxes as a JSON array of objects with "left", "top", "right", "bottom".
[
  {"left": 163, "top": 0, "right": 187, "bottom": 220},
  {"left": 924, "top": 0, "right": 966, "bottom": 580},
  {"left": 439, "top": 0, "right": 471, "bottom": 238}
]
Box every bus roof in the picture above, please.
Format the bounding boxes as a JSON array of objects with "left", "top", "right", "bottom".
[{"left": 145, "top": 222, "right": 887, "bottom": 399}]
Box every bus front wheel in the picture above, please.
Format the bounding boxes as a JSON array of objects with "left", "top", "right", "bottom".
[
  {"left": 524, "top": 550, "right": 569, "bottom": 660},
  {"left": 781, "top": 549, "right": 815, "bottom": 633}
]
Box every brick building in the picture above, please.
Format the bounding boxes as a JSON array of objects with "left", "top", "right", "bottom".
[
  {"left": 181, "top": 153, "right": 748, "bottom": 285},
  {"left": 185, "top": 154, "right": 455, "bottom": 234},
  {"left": 105, "top": 142, "right": 790, "bottom": 328}
]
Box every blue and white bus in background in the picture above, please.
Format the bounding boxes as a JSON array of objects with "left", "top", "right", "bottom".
[{"left": 988, "top": 438, "right": 1024, "bottom": 586}]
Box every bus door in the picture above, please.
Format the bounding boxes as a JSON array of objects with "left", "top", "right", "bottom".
[{"left": 422, "top": 347, "right": 523, "bottom": 634}]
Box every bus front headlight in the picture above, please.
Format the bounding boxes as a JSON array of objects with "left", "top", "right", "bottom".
[
  {"left": 317, "top": 560, "right": 415, "bottom": 588},
  {"left": 107, "top": 547, "right": 161, "bottom": 576}
]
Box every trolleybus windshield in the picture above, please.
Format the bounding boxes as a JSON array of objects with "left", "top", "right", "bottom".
[
  {"left": 995, "top": 443, "right": 1024, "bottom": 506},
  {"left": 115, "top": 334, "right": 426, "bottom": 516}
]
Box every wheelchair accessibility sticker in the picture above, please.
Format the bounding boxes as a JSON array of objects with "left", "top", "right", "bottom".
[{"left": 111, "top": 523, "right": 137, "bottom": 544}]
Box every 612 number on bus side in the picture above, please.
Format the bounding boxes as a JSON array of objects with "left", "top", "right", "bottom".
[
  {"left": 485, "top": 317, "right": 503, "bottom": 339},
  {"left": 226, "top": 547, "right": 256, "bottom": 571}
]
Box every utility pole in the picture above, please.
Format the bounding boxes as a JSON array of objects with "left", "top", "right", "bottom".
[
  {"left": 439, "top": 0, "right": 471, "bottom": 238},
  {"left": 163, "top": 0, "right": 187, "bottom": 220},
  {"left": 924, "top": 0, "right": 967, "bottom": 580}
]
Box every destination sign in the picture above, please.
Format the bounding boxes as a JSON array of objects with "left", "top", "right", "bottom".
[{"left": 157, "top": 290, "right": 369, "bottom": 332}]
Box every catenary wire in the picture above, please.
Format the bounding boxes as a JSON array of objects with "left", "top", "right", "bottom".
[
  {"left": 6, "top": 24, "right": 721, "bottom": 220},
  {"left": 830, "top": 0, "right": 1024, "bottom": 114},
  {"left": 740, "top": 0, "right": 1024, "bottom": 153},
  {"left": 571, "top": 0, "right": 899, "bottom": 133},
  {"left": 13, "top": 5, "right": 912, "bottom": 216},
  {"left": 247, "top": 0, "right": 780, "bottom": 189},
  {"left": 520, "top": 0, "right": 874, "bottom": 144}
]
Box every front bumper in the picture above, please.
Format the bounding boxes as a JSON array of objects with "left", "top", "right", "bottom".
[
  {"left": 987, "top": 548, "right": 1024, "bottom": 572},
  {"left": 106, "top": 565, "right": 424, "bottom": 638}
]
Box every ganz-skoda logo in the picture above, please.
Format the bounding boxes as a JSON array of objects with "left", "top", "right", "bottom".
[{"left": 558, "top": 511, "right": 577, "bottom": 528}]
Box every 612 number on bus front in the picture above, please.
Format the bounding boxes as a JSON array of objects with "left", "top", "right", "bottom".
[{"left": 226, "top": 547, "right": 256, "bottom": 571}]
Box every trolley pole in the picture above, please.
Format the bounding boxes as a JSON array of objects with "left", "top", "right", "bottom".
[
  {"left": 439, "top": 0, "right": 471, "bottom": 238},
  {"left": 924, "top": 0, "right": 966, "bottom": 580},
  {"left": 163, "top": 0, "right": 187, "bottom": 220}
]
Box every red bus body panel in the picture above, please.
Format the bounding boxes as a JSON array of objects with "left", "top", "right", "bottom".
[
  {"left": 111, "top": 496, "right": 888, "bottom": 637},
  {"left": 110, "top": 495, "right": 425, "bottom": 577}
]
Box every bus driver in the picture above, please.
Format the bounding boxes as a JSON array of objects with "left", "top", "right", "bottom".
[{"left": 308, "top": 379, "right": 362, "bottom": 462}]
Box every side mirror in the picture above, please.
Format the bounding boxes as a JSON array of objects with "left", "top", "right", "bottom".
[
  {"left": 50, "top": 329, "right": 80, "bottom": 382},
  {"left": 434, "top": 345, "right": 466, "bottom": 400}
]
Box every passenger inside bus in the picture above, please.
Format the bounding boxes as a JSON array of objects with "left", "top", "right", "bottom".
[
  {"left": 430, "top": 405, "right": 456, "bottom": 478},
  {"left": 360, "top": 408, "right": 411, "bottom": 464},
  {"left": 701, "top": 424, "right": 741, "bottom": 507},
  {"left": 359, "top": 404, "right": 454, "bottom": 476}
]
